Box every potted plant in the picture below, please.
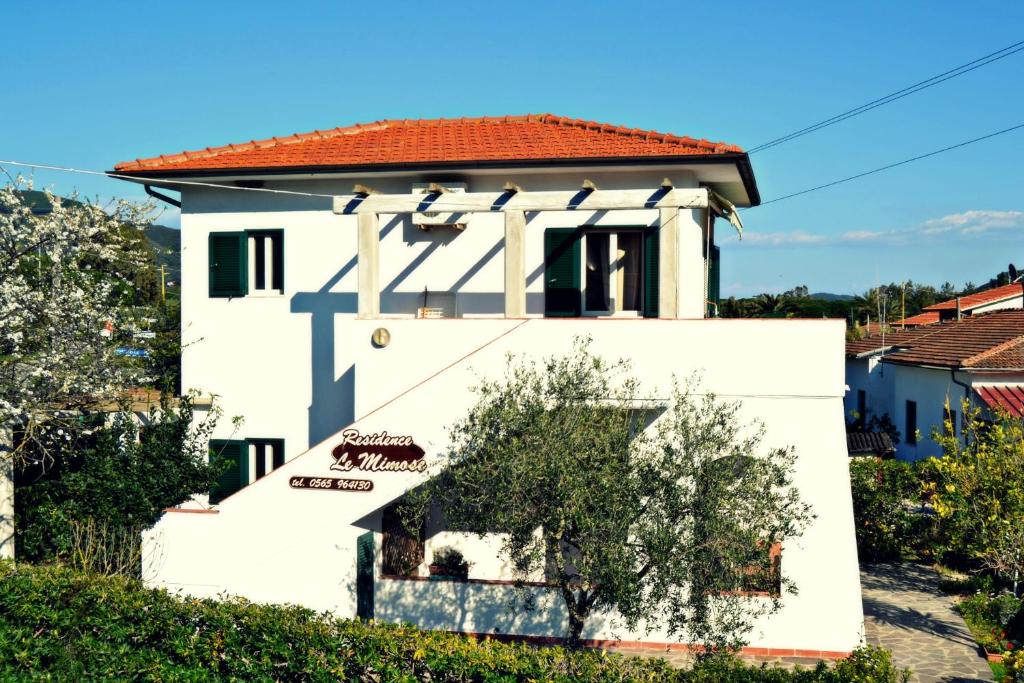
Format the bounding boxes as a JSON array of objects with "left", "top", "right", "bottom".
[{"left": 428, "top": 546, "right": 470, "bottom": 580}]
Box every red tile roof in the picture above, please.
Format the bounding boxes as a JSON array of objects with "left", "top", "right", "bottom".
[
  {"left": 881, "top": 310, "right": 1024, "bottom": 369},
  {"left": 113, "top": 114, "right": 745, "bottom": 174},
  {"left": 974, "top": 385, "right": 1024, "bottom": 418},
  {"left": 845, "top": 325, "right": 945, "bottom": 357},
  {"left": 897, "top": 311, "right": 941, "bottom": 327},
  {"left": 966, "top": 337, "right": 1024, "bottom": 369},
  {"left": 925, "top": 282, "right": 1024, "bottom": 312}
]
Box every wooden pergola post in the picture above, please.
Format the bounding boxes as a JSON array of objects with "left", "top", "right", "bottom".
[
  {"left": 357, "top": 212, "right": 380, "bottom": 319},
  {"left": 504, "top": 210, "right": 526, "bottom": 318}
]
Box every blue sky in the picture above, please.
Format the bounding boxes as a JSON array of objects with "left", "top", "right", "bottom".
[{"left": 5, "top": 1, "right": 1023, "bottom": 296}]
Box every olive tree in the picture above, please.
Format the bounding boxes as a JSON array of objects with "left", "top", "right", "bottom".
[
  {"left": 405, "top": 339, "right": 812, "bottom": 651},
  {"left": 0, "top": 179, "right": 153, "bottom": 559}
]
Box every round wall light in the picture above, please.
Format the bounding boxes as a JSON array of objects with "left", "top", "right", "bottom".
[{"left": 371, "top": 327, "right": 391, "bottom": 348}]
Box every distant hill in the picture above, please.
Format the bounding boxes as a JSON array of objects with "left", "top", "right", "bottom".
[
  {"left": 144, "top": 223, "right": 181, "bottom": 283},
  {"left": 810, "top": 292, "right": 855, "bottom": 302},
  {"left": 8, "top": 190, "right": 181, "bottom": 283}
]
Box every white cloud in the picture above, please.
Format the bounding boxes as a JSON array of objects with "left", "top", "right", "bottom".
[
  {"left": 730, "top": 209, "right": 1023, "bottom": 248},
  {"left": 921, "top": 210, "right": 1024, "bottom": 235},
  {"left": 740, "top": 230, "right": 827, "bottom": 246}
]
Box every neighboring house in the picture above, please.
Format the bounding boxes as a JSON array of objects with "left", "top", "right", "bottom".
[
  {"left": 846, "top": 309, "right": 1024, "bottom": 460},
  {"left": 112, "top": 114, "right": 863, "bottom": 657},
  {"left": 898, "top": 282, "right": 1024, "bottom": 327}
]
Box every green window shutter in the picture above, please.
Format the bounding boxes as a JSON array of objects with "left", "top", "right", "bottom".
[
  {"left": 209, "top": 439, "right": 249, "bottom": 504},
  {"left": 544, "top": 228, "right": 582, "bottom": 317},
  {"left": 271, "top": 231, "right": 284, "bottom": 291},
  {"left": 643, "top": 227, "right": 659, "bottom": 318},
  {"left": 356, "top": 531, "right": 375, "bottom": 619},
  {"left": 708, "top": 244, "right": 721, "bottom": 317},
  {"left": 209, "top": 232, "right": 248, "bottom": 298}
]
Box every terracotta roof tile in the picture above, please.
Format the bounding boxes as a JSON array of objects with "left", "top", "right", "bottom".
[
  {"left": 847, "top": 431, "right": 896, "bottom": 456},
  {"left": 925, "top": 282, "right": 1024, "bottom": 312},
  {"left": 845, "top": 325, "right": 945, "bottom": 357},
  {"left": 113, "top": 114, "right": 744, "bottom": 173},
  {"left": 897, "top": 311, "right": 941, "bottom": 327},
  {"left": 882, "top": 310, "right": 1024, "bottom": 369}
]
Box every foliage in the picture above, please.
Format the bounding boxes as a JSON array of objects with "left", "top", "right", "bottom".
[
  {"left": 13, "top": 395, "right": 221, "bottom": 565},
  {"left": 147, "top": 297, "right": 182, "bottom": 394},
  {"left": 0, "top": 180, "right": 160, "bottom": 463},
  {"left": 0, "top": 562, "right": 909, "bottom": 682},
  {"left": 923, "top": 402, "right": 1024, "bottom": 589},
  {"left": 430, "top": 546, "right": 469, "bottom": 576},
  {"left": 848, "top": 458, "right": 921, "bottom": 562},
  {"left": 957, "top": 593, "right": 1024, "bottom": 654},
  {"left": 1003, "top": 647, "right": 1024, "bottom": 682},
  {"left": 403, "top": 338, "right": 812, "bottom": 650}
]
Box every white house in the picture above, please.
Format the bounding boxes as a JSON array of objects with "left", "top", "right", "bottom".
[
  {"left": 113, "top": 114, "right": 863, "bottom": 657},
  {"left": 846, "top": 309, "right": 1024, "bottom": 460}
]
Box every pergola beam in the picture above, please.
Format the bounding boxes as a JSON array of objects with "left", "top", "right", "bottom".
[{"left": 333, "top": 187, "right": 709, "bottom": 215}]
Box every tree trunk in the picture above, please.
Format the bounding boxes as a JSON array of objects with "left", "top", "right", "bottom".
[
  {"left": 0, "top": 425, "right": 14, "bottom": 560},
  {"left": 566, "top": 606, "right": 587, "bottom": 648}
]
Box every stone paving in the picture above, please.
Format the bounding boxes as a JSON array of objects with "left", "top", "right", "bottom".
[{"left": 862, "top": 562, "right": 994, "bottom": 683}]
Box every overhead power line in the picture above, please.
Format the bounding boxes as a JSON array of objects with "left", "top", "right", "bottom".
[
  {"left": 0, "top": 160, "right": 337, "bottom": 199},
  {"left": 757, "top": 121, "right": 1024, "bottom": 206},
  {"left": 748, "top": 39, "right": 1024, "bottom": 154}
]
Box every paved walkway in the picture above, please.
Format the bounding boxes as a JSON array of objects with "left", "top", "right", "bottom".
[{"left": 862, "top": 563, "right": 994, "bottom": 683}]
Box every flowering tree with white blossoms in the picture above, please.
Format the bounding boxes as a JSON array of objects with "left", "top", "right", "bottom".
[{"left": 0, "top": 179, "right": 154, "bottom": 559}]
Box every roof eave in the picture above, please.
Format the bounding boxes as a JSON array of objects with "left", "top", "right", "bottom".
[{"left": 110, "top": 152, "right": 761, "bottom": 207}]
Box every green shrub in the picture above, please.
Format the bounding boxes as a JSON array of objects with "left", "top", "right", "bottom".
[
  {"left": 957, "top": 593, "right": 1023, "bottom": 653},
  {"left": 849, "top": 458, "right": 921, "bottom": 562},
  {"left": 14, "top": 396, "right": 220, "bottom": 565},
  {"left": 0, "top": 562, "right": 908, "bottom": 682}
]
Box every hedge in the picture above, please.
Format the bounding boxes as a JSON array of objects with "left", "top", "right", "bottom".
[{"left": 0, "top": 562, "right": 907, "bottom": 682}]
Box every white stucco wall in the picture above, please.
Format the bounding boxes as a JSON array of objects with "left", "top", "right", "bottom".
[
  {"left": 145, "top": 317, "right": 863, "bottom": 653},
  {"left": 888, "top": 364, "right": 967, "bottom": 461},
  {"left": 844, "top": 355, "right": 896, "bottom": 430},
  {"left": 179, "top": 169, "right": 711, "bottom": 455}
]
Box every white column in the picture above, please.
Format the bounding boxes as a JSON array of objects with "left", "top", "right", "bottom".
[
  {"left": 658, "top": 207, "right": 679, "bottom": 318},
  {"left": 357, "top": 213, "right": 380, "bottom": 319},
  {"left": 677, "top": 207, "right": 708, "bottom": 318},
  {"left": 504, "top": 210, "right": 526, "bottom": 318}
]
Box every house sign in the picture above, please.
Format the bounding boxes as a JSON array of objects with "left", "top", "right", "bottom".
[{"left": 330, "top": 429, "right": 427, "bottom": 473}]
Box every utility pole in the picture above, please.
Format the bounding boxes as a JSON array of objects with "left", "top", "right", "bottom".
[
  {"left": 159, "top": 264, "right": 166, "bottom": 303},
  {"left": 901, "top": 283, "right": 906, "bottom": 329}
]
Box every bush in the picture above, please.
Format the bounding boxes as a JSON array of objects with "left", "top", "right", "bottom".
[
  {"left": 0, "top": 562, "right": 908, "bottom": 682},
  {"left": 14, "top": 396, "right": 220, "bottom": 566},
  {"left": 957, "top": 593, "right": 1024, "bottom": 653},
  {"left": 849, "top": 458, "right": 921, "bottom": 562}
]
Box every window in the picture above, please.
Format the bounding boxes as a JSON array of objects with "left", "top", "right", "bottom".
[
  {"left": 544, "top": 226, "right": 658, "bottom": 318},
  {"left": 381, "top": 502, "right": 424, "bottom": 577},
  {"left": 209, "top": 437, "right": 286, "bottom": 504},
  {"left": 248, "top": 230, "right": 284, "bottom": 294},
  {"left": 249, "top": 438, "right": 285, "bottom": 480},
  {"left": 905, "top": 401, "right": 917, "bottom": 445},
  {"left": 208, "top": 229, "right": 284, "bottom": 298}
]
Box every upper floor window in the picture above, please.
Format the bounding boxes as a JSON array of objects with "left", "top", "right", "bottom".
[
  {"left": 209, "top": 229, "right": 284, "bottom": 298},
  {"left": 544, "top": 226, "right": 658, "bottom": 318}
]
